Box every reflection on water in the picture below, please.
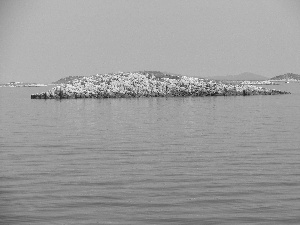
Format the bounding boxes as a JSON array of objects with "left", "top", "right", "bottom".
[{"left": 1, "top": 84, "right": 300, "bottom": 224}]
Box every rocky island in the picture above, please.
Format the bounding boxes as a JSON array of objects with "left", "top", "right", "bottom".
[{"left": 31, "top": 71, "right": 290, "bottom": 99}]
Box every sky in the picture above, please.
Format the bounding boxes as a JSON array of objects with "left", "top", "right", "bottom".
[{"left": 1, "top": 0, "right": 300, "bottom": 83}]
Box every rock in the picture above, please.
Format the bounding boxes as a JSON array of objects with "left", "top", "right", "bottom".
[{"left": 31, "top": 72, "right": 291, "bottom": 99}]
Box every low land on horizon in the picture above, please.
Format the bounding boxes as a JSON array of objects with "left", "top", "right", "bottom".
[
  {"left": 209, "top": 72, "right": 269, "bottom": 81},
  {"left": 1, "top": 71, "right": 300, "bottom": 87},
  {"left": 0, "top": 82, "right": 47, "bottom": 87}
]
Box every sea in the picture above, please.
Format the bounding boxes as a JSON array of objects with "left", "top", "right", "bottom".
[{"left": 1, "top": 83, "right": 300, "bottom": 225}]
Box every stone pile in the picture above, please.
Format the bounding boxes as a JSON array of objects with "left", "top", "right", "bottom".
[{"left": 31, "top": 72, "right": 290, "bottom": 99}]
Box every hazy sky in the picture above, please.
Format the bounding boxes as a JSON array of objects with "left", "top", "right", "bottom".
[{"left": 1, "top": 0, "right": 300, "bottom": 83}]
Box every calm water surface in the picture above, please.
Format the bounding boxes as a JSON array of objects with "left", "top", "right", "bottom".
[{"left": 1, "top": 83, "right": 300, "bottom": 224}]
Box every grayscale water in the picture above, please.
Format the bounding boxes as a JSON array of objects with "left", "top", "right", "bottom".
[{"left": 1, "top": 83, "right": 300, "bottom": 224}]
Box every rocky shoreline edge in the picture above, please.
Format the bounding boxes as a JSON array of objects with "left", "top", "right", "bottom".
[{"left": 31, "top": 72, "right": 290, "bottom": 99}]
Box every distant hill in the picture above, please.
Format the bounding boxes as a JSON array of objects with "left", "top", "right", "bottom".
[
  {"left": 209, "top": 72, "right": 268, "bottom": 81},
  {"left": 52, "top": 71, "right": 189, "bottom": 84},
  {"left": 270, "top": 73, "right": 300, "bottom": 81},
  {"left": 52, "top": 75, "right": 84, "bottom": 84}
]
